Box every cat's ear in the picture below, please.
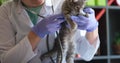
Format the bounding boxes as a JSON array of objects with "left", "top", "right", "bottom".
[
  {"left": 67, "top": 0, "right": 78, "bottom": 2},
  {"left": 73, "top": 0, "right": 78, "bottom": 2}
]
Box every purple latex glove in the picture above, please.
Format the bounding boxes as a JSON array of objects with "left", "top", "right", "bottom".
[
  {"left": 71, "top": 8, "right": 98, "bottom": 32},
  {"left": 32, "top": 14, "right": 64, "bottom": 38}
]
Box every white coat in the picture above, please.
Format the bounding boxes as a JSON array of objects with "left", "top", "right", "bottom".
[{"left": 0, "top": 0, "right": 100, "bottom": 63}]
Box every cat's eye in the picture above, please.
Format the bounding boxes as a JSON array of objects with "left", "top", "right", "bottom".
[{"left": 75, "top": 6, "right": 80, "bottom": 10}]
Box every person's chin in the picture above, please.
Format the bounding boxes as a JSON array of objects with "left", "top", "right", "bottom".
[{"left": 32, "top": 0, "right": 44, "bottom": 6}]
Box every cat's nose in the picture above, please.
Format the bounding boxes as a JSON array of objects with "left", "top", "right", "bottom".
[{"left": 76, "top": 14, "right": 79, "bottom": 16}]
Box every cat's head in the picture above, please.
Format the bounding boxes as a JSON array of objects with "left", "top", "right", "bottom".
[
  {"left": 68, "top": 0, "right": 87, "bottom": 3},
  {"left": 66, "top": 0, "right": 87, "bottom": 15},
  {"left": 66, "top": 0, "right": 87, "bottom": 7}
]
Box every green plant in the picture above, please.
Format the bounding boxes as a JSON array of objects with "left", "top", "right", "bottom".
[
  {"left": 0, "top": 0, "right": 9, "bottom": 6},
  {"left": 113, "top": 32, "right": 120, "bottom": 45},
  {"left": 0, "top": 0, "right": 2, "bottom": 6}
]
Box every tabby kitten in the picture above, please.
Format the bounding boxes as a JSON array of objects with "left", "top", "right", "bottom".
[{"left": 40, "top": 0, "right": 88, "bottom": 63}]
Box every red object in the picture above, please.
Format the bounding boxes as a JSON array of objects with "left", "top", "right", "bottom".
[
  {"left": 75, "top": 54, "right": 81, "bottom": 58},
  {"left": 96, "top": 0, "right": 114, "bottom": 21}
]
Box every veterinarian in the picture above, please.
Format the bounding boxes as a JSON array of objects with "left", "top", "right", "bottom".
[{"left": 0, "top": 0, "right": 100, "bottom": 63}]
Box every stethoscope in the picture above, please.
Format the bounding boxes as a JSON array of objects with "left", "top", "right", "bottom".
[{"left": 22, "top": 1, "right": 63, "bottom": 63}]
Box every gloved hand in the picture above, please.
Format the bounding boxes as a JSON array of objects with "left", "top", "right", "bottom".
[
  {"left": 71, "top": 8, "right": 98, "bottom": 32},
  {"left": 32, "top": 14, "right": 64, "bottom": 38}
]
